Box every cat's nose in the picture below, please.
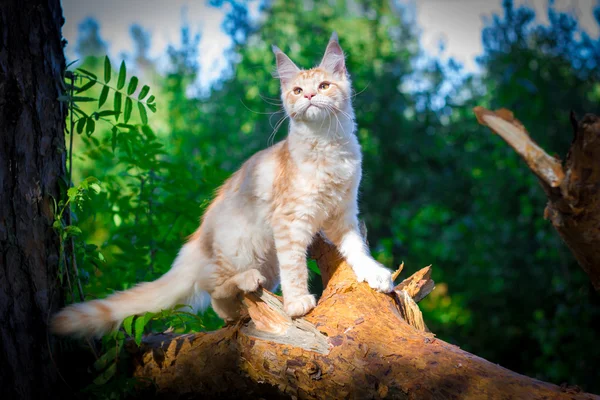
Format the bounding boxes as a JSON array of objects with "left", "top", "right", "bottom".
[{"left": 304, "top": 93, "right": 316, "bottom": 100}]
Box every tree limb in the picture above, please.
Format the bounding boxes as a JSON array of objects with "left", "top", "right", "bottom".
[
  {"left": 474, "top": 107, "right": 600, "bottom": 290},
  {"left": 127, "top": 236, "right": 598, "bottom": 399}
]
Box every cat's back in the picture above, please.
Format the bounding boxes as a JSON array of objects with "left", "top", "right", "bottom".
[{"left": 212, "top": 140, "right": 285, "bottom": 212}]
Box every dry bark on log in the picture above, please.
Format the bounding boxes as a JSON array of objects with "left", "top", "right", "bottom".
[
  {"left": 474, "top": 107, "right": 600, "bottom": 290},
  {"left": 127, "top": 236, "right": 598, "bottom": 399}
]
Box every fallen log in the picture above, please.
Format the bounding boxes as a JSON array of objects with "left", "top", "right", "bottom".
[
  {"left": 474, "top": 108, "right": 600, "bottom": 290},
  {"left": 127, "top": 235, "right": 598, "bottom": 399}
]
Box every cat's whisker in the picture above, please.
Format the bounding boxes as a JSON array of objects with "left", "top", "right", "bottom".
[
  {"left": 324, "top": 105, "right": 343, "bottom": 140},
  {"left": 328, "top": 104, "right": 347, "bottom": 139},
  {"left": 268, "top": 114, "right": 289, "bottom": 146},
  {"left": 332, "top": 108, "right": 346, "bottom": 139},
  {"left": 259, "top": 93, "right": 283, "bottom": 101},
  {"left": 239, "top": 99, "right": 284, "bottom": 116},
  {"left": 268, "top": 110, "right": 286, "bottom": 129},
  {"left": 318, "top": 108, "right": 328, "bottom": 132},
  {"left": 341, "top": 82, "right": 370, "bottom": 101},
  {"left": 323, "top": 106, "right": 334, "bottom": 139},
  {"left": 329, "top": 104, "right": 354, "bottom": 121},
  {"left": 259, "top": 93, "right": 284, "bottom": 107}
]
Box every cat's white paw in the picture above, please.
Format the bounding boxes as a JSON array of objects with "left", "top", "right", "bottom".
[
  {"left": 237, "top": 269, "right": 267, "bottom": 293},
  {"left": 284, "top": 294, "right": 317, "bottom": 318},
  {"left": 354, "top": 260, "right": 394, "bottom": 293}
]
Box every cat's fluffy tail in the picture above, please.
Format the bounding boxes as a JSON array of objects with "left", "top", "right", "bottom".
[{"left": 51, "top": 242, "right": 210, "bottom": 337}]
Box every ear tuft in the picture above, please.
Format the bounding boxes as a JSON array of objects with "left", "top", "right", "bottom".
[
  {"left": 320, "top": 33, "right": 346, "bottom": 76},
  {"left": 272, "top": 45, "right": 300, "bottom": 87}
]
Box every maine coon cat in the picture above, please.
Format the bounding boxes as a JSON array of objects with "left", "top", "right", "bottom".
[{"left": 52, "top": 32, "right": 394, "bottom": 337}]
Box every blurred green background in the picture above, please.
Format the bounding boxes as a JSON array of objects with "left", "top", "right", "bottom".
[{"left": 63, "top": 0, "right": 600, "bottom": 392}]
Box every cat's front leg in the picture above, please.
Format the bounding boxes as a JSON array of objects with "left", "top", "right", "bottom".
[
  {"left": 273, "top": 216, "right": 317, "bottom": 318},
  {"left": 323, "top": 213, "right": 394, "bottom": 293}
]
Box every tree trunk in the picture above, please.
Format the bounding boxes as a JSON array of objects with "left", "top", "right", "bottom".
[
  {"left": 0, "top": 0, "right": 68, "bottom": 397},
  {"left": 127, "top": 237, "right": 598, "bottom": 399},
  {"left": 474, "top": 108, "right": 600, "bottom": 290}
]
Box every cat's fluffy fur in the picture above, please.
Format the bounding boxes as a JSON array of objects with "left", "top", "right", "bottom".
[{"left": 52, "top": 33, "right": 394, "bottom": 337}]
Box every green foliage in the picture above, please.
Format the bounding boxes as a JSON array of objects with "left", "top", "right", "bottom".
[{"left": 63, "top": 0, "right": 600, "bottom": 393}]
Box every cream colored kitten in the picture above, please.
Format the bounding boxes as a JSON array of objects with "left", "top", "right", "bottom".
[{"left": 52, "top": 33, "right": 394, "bottom": 337}]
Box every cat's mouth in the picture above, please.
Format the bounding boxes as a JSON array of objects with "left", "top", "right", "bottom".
[{"left": 306, "top": 103, "right": 324, "bottom": 110}]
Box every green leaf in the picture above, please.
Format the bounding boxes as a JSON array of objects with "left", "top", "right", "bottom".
[
  {"left": 93, "top": 363, "right": 116, "bottom": 385},
  {"left": 122, "top": 133, "right": 132, "bottom": 156},
  {"left": 76, "top": 68, "right": 97, "bottom": 80},
  {"left": 66, "top": 59, "right": 79, "bottom": 69},
  {"left": 134, "top": 317, "right": 144, "bottom": 346},
  {"left": 127, "top": 76, "right": 138, "bottom": 96},
  {"left": 86, "top": 117, "right": 95, "bottom": 136},
  {"left": 123, "top": 315, "right": 134, "bottom": 336},
  {"left": 67, "top": 187, "right": 78, "bottom": 201},
  {"left": 138, "top": 85, "right": 150, "bottom": 100},
  {"left": 57, "top": 94, "right": 70, "bottom": 103},
  {"left": 134, "top": 312, "right": 155, "bottom": 346},
  {"left": 147, "top": 95, "right": 155, "bottom": 104},
  {"left": 103, "top": 56, "right": 111, "bottom": 83},
  {"left": 147, "top": 103, "right": 156, "bottom": 113},
  {"left": 98, "top": 85, "right": 109, "bottom": 108},
  {"left": 71, "top": 107, "right": 85, "bottom": 117},
  {"left": 138, "top": 102, "right": 148, "bottom": 125},
  {"left": 98, "top": 110, "right": 119, "bottom": 117},
  {"left": 93, "top": 344, "right": 120, "bottom": 371},
  {"left": 71, "top": 96, "right": 96, "bottom": 102},
  {"left": 117, "top": 61, "right": 126, "bottom": 90},
  {"left": 111, "top": 126, "right": 118, "bottom": 153},
  {"left": 124, "top": 97, "right": 133, "bottom": 123},
  {"left": 65, "top": 225, "right": 83, "bottom": 237},
  {"left": 89, "top": 183, "right": 102, "bottom": 194},
  {"left": 114, "top": 92, "right": 122, "bottom": 121},
  {"left": 307, "top": 259, "right": 321, "bottom": 276},
  {"left": 76, "top": 118, "right": 86, "bottom": 134},
  {"left": 76, "top": 79, "right": 96, "bottom": 93},
  {"left": 141, "top": 125, "right": 156, "bottom": 139},
  {"left": 116, "top": 123, "right": 136, "bottom": 130}
]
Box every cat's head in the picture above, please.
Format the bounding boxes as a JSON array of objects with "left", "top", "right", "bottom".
[{"left": 273, "top": 32, "right": 352, "bottom": 124}]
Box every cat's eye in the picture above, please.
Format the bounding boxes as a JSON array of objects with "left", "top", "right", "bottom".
[
  {"left": 319, "top": 82, "right": 330, "bottom": 90},
  {"left": 293, "top": 87, "right": 303, "bottom": 95}
]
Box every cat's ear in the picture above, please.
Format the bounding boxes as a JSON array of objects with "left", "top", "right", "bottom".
[
  {"left": 320, "top": 32, "right": 346, "bottom": 77},
  {"left": 272, "top": 45, "right": 300, "bottom": 87}
]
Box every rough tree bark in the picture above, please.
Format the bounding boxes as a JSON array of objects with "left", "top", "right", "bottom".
[
  {"left": 0, "top": 0, "right": 68, "bottom": 397},
  {"left": 474, "top": 107, "right": 600, "bottom": 290},
  {"left": 127, "top": 236, "right": 598, "bottom": 399}
]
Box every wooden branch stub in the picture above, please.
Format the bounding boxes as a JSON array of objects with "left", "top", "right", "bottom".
[
  {"left": 392, "top": 265, "right": 435, "bottom": 331},
  {"left": 391, "top": 261, "right": 404, "bottom": 282},
  {"left": 394, "top": 265, "right": 435, "bottom": 302},
  {"left": 241, "top": 289, "right": 290, "bottom": 334},
  {"left": 240, "top": 288, "right": 330, "bottom": 354},
  {"left": 474, "top": 106, "right": 565, "bottom": 189},
  {"left": 395, "top": 289, "right": 429, "bottom": 332}
]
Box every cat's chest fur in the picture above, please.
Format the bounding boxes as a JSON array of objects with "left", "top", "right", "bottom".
[{"left": 289, "top": 136, "right": 361, "bottom": 215}]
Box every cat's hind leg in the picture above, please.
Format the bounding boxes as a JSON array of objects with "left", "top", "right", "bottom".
[
  {"left": 211, "top": 297, "right": 242, "bottom": 322},
  {"left": 211, "top": 268, "right": 267, "bottom": 299},
  {"left": 210, "top": 269, "right": 267, "bottom": 321}
]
